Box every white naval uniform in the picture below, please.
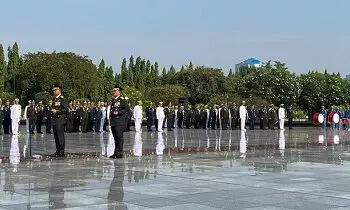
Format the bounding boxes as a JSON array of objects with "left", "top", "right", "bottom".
[
  {"left": 239, "top": 105, "right": 247, "bottom": 131},
  {"left": 11, "top": 104, "right": 22, "bottom": 135},
  {"left": 156, "top": 106, "right": 165, "bottom": 132},
  {"left": 133, "top": 105, "right": 143, "bottom": 132},
  {"left": 278, "top": 107, "right": 285, "bottom": 130}
]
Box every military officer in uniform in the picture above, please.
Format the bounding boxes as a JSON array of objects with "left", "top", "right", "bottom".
[
  {"left": 109, "top": 86, "right": 130, "bottom": 159},
  {"left": 43, "top": 100, "right": 53, "bottom": 134},
  {"left": 51, "top": 85, "right": 68, "bottom": 157}
]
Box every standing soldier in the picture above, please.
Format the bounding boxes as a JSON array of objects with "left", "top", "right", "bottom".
[
  {"left": 239, "top": 101, "right": 247, "bottom": 131},
  {"left": 184, "top": 105, "right": 192, "bottom": 129},
  {"left": 51, "top": 85, "right": 68, "bottom": 157},
  {"left": 210, "top": 105, "right": 218, "bottom": 130},
  {"left": 194, "top": 105, "right": 201, "bottom": 129},
  {"left": 230, "top": 103, "right": 238, "bottom": 130},
  {"left": 177, "top": 106, "right": 184, "bottom": 129},
  {"left": 200, "top": 105, "right": 209, "bottom": 129},
  {"left": 156, "top": 102, "right": 165, "bottom": 132},
  {"left": 36, "top": 101, "right": 44, "bottom": 134},
  {"left": 66, "top": 102, "right": 75, "bottom": 133},
  {"left": 94, "top": 102, "right": 103, "bottom": 132},
  {"left": 248, "top": 105, "right": 256, "bottom": 130},
  {"left": 73, "top": 102, "right": 81, "bottom": 132},
  {"left": 27, "top": 100, "right": 37, "bottom": 134},
  {"left": 3, "top": 100, "right": 11, "bottom": 134},
  {"left": 146, "top": 103, "right": 154, "bottom": 132},
  {"left": 23, "top": 100, "right": 31, "bottom": 133},
  {"left": 261, "top": 106, "right": 269, "bottom": 130},
  {"left": 165, "top": 102, "right": 173, "bottom": 131},
  {"left": 0, "top": 99, "right": 3, "bottom": 135},
  {"left": 173, "top": 105, "right": 178, "bottom": 128},
  {"left": 100, "top": 102, "right": 106, "bottom": 132},
  {"left": 109, "top": 86, "right": 129, "bottom": 159},
  {"left": 220, "top": 105, "right": 229, "bottom": 130},
  {"left": 268, "top": 104, "right": 278, "bottom": 130},
  {"left": 286, "top": 105, "right": 293, "bottom": 129},
  {"left": 124, "top": 97, "right": 132, "bottom": 132},
  {"left": 80, "top": 101, "right": 89, "bottom": 133},
  {"left": 10, "top": 98, "right": 21, "bottom": 135},
  {"left": 278, "top": 104, "right": 286, "bottom": 130},
  {"left": 43, "top": 100, "right": 53, "bottom": 134},
  {"left": 133, "top": 100, "right": 143, "bottom": 132}
]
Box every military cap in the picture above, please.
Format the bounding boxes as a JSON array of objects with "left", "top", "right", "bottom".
[
  {"left": 52, "top": 84, "right": 62, "bottom": 90},
  {"left": 114, "top": 85, "right": 123, "bottom": 91}
]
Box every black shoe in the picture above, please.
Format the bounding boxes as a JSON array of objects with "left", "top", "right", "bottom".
[
  {"left": 109, "top": 154, "right": 123, "bottom": 159},
  {"left": 50, "top": 152, "right": 58, "bottom": 157},
  {"left": 47, "top": 132, "right": 52, "bottom": 134},
  {"left": 57, "top": 153, "right": 65, "bottom": 157}
]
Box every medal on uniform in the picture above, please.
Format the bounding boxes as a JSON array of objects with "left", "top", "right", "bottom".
[{"left": 114, "top": 101, "right": 120, "bottom": 107}]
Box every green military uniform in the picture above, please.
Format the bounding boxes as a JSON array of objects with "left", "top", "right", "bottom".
[
  {"left": 109, "top": 95, "right": 129, "bottom": 158},
  {"left": 52, "top": 94, "right": 68, "bottom": 156}
]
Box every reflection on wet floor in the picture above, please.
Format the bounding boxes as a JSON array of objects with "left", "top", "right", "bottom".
[
  {"left": 2, "top": 128, "right": 350, "bottom": 209},
  {"left": 1, "top": 128, "right": 350, "bottom": 165}
]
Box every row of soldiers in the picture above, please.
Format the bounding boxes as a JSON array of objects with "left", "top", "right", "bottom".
[
  {"left": 1, "top": 98, "right": 293, "bottom": 135},
  {"left": 23, "top": 100, "right": 117, "bottom": 134},
  {"left": 144, "top": 101, "right": 294, "bottom": 132}
]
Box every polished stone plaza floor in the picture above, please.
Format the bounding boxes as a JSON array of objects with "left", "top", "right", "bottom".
[{"left": 1, "top": 127, "right": 350, "bottom": 209}]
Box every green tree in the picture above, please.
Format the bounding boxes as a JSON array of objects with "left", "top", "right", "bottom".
[
  {"left": 147, "top": 84, "right": 187, "bottom": 105},
  {"left": 104, "top": 66, "right": 114, "bottom": 93},
  {"left": 0, "top": 44, "right": 6, "bottom": 92},
  {"left": 128, "top": 56, "right": 134, "bottom": 86},
  {"left": 18, "top": 52, "right": 103, "bottom": 102},
  {"left": 98, "top": 59, "right": 105, "bottom": 74},
  {"left": 7, "top": 43, "right": 21, "bottom": 95},
  {"left": 167, "top": 65, "right": 176, "bottom": 84},
  {"left": 176, "top": 66, "right": 226, "bottom": 104},
  {"left": 134, "top": 56, "right": 141, "bottom": 87},
  {"left": 120, "top": 58, "right": 128, "bottom": 86},
  {"left": 161, "top": 67, "right": 167, "bottom": 84}
]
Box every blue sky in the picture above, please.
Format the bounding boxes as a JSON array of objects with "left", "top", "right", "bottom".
[{"left": 1, "top": 0, "right": 349, "bottom": 75}]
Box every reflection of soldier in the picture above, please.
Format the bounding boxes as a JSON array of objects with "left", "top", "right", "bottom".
[
  {"left": 48, "top": 169, "right": 66, "bottom": 209},
  {"left": 108, "top": 161, "right": 127, "bottom": 210}
]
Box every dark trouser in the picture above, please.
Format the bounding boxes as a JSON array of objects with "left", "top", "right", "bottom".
[
  {"left": 231, "top": 118, "right": 237, "bottom": 130},
  {"left": 125, "top": 117, "right": 131, "bottom": 131},
  {"left": 154, "top": 119, "right": 158, "bottom": 131},
  {"left": 53, "top": 123, "right": 65, "bottom": 154},
  {"left": 0, "top": 121, "right": 2, "bottom": 134},
  {"left": 111, "top": 125, "right": 124, "bottom": 156},
  {"left": 81, "top": 118, "right": 88, "bottom": 133},
  {"left": 222, "top": 118, "right": 228, "bottom": 130},
  {"left": 73, "top": 117, "right": 80, "bottom": 132},
  {"left": 211, "top": 117, "right": 216, "bottom": 129},
  {"left": 29, "top": 118, "right": 36, "bottom": 133},
  {"left": 288, "top": 118, "right": 293, "bottom": 129},
  {"left": 94, "top": 119, "right": 101, "bottom": 132},
  {"left": 46, "top": 118, "right": 52, "bottom": 133},
  {"left": 36, "top": 117, "right": 43, "bottom": 133},
  {"left": 177, "top": 118, "right": 183, "bottom": 128},
  {"left": 167, "top": 117, "right": 172, "bottom": 130},
  {"left": 269, "top": 120, "right": 275, "bottom": 130},
  {"left": 263, "top": 119, "right": 268, "bottom": 130},
  {"left": 259, "top": 119, "right": 263, "bottom": 129},
  {"left": 249, "top": 118, "right": 255, "bottom": 130},
  {"left": 147, "top": 118, "right": 153, "bottom": 131},
  {"left": 201, "top": 118, "right": 207, "bottom": 129},
  {"left": 4, "top": 119, "right": 11, "bottom": 134},
  {"left": 66, "top": 119, "right": 74, "bottom": 133}
]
